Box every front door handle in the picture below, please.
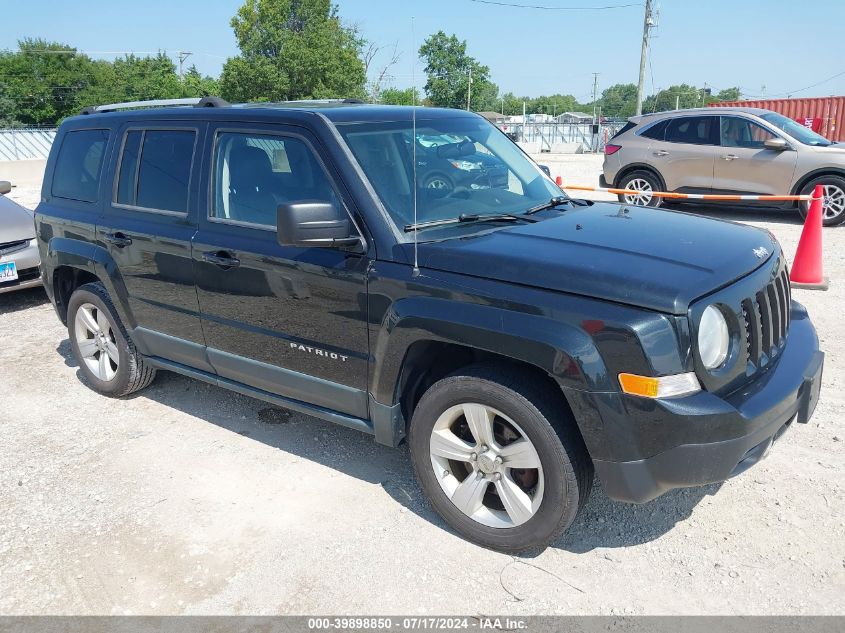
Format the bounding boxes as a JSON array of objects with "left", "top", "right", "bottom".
[
  {"left": 721, "top": 154, "right": 739, "bottom": 161},
  {"left": 103, "top": 231, "right": 132, "bottom": 248},
  {"left": 202, "top": 250, "right": 240, "bottom": 269},
  {"left": 653, "top": 150, "right": 669, "bottom": 157}
]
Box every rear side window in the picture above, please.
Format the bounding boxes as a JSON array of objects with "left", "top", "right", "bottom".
[
  {"left": 52, "top": 129, "right": 109, "bottom": 202},
  {"left": 639, "top": 119, "right": 668, "bottom": 140},
  {"left": 665, "top": 116, "right": 716, "bottom": 145},
  {"left": 610, "top": 121, "right": 636, "bottom": 139},
  {"left": 115, "top": 129, "right": 196, "bottom": 213}
]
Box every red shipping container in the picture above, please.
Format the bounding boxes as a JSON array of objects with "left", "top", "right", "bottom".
[{"left": 709, "top": 96, "right": 844, "bottom": 142}]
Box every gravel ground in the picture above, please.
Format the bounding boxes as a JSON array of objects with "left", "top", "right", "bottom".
[{"left": 1, "top": 168, "right": 844, "bottom": 616}]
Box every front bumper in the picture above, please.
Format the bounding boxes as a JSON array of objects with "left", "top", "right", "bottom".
[
  {"left": 591, "top": 303, "right": 823, "bottom": 503},
  {"left": 0, "top": 240, "right": 42, "bottom": 294}
]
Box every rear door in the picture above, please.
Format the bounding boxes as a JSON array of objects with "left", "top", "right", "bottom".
[
  {"left": 647, "top": 115, "right": 718, "bottom": 192},
  {"left": 191, "top": 123, "right": 370, "bottom": 418},
  {"left": 713, "top": 115, "right": 798, "bottom": 195},
  {"left": 97, "top": 122, "right": 212, "bottom": 371}
]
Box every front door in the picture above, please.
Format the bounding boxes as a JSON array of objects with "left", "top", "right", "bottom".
[
  {"left": 648, "top": 114, "right": 718, "bottom": 192},
  {"left": 97, "top": 123, "right": 212, "bottom": 371},
  {"left": 713, "top": 116, "right": 798, "bottom": 195},
  {"left": 192, "top": 125, "right": 370, "bottom": 418}
]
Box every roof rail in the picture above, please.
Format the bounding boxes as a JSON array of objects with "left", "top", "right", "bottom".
[{"left": 80, "top": 96, "right": 229, "bottom": 115}]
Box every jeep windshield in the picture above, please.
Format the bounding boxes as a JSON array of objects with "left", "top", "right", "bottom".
[
  {"left": 759, "top": 112, "right": 832, "bottom": 146},
  {"left": 336, "top": 116, "right": 564, "bottom": 236}
]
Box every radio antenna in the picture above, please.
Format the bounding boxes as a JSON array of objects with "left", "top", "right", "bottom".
[{"left": 411, "top": 16, "right": 420, "bottom": 277}]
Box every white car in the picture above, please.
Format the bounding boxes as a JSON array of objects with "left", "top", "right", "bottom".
[{"left": 0, "top": 180, "right": 42, "bottom": 294}]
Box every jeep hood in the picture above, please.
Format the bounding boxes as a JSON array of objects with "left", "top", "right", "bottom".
[{"left": 414, "top": 203, "right": 778, "bottom": 314}]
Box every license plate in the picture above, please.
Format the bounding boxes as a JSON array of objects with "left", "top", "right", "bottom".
[{"left": 0, "top": 261, "right": 18, "bottom": 282}]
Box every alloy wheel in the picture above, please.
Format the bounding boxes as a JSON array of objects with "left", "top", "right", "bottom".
[
  {"left": 429, "top": 403, "right": 544, "bottom": 528},
  {"left": 821, "top": 184, "right": 845, "bottom": 220},
  {"left": 74, "top": 302, "right": 119, "bottom": 381},
  {"left": 623, "top": 178, "right": 654, "bottom": 206}
]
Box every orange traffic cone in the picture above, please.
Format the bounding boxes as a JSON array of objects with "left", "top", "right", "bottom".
[{"left": 790, "top": 184, "right": 829, "bottom": 290}]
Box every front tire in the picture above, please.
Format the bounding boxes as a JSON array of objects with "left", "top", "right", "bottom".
[
  {"left": 617, "top": 170, "right": 663, "bottom": 207},
  {"left": 408, "top": 365, "right": 593, "bottom": 552},
  {"left": 67, "top": 282, "right": 156, "bottom": 396},
  {"left": 799, "top": 176, "right": 845, "bottom": 226}
]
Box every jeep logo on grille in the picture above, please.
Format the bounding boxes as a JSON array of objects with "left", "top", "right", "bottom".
[{"left": 753, "top": 247, "right": 769, "bottom": 259}]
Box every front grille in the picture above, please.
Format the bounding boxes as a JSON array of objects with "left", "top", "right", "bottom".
[
  {"left": 740, "top": 263, "right": 791, "bottom": 368},
  {"left": 0, "top": 239, "right": 29, "bottom": 257}
]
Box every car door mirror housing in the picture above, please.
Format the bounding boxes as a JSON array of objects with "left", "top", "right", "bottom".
[
  {"left": 277, "top": 201, "right": 362, "bottom": 250},
  {"left": 538, "top": 165, "right": 551, "bottom": 177},
  {"left": 0, "top": 180, "right": 11, "bottom": 195},
  {"left": 764, "top": 137, "right": 789, "bottom": 151}
]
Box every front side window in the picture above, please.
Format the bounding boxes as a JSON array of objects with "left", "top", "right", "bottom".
[
  {"left": 211, "top": 131, "right": 339, "bottom": 227},
  {"left": 664, "top": 116, "right": 716, "bottom": 145},
  {"left": 720, "top": 116, "right": 777, "bottom": 149},
  {"left": 336, "top": 116, "right": 561, "bottom": 236},
  {"left": 115, "top": 129, "right": 196, "bottom": 213},
  {"left": 52, "top": 129, "right": 109, "bottom": 202},
  {"left": 759, "top": 111, "right": 831, "bottom": 146}
]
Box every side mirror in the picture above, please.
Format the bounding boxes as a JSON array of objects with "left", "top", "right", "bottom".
[
  {"left": 538, "top": 165, "right": 551, "bottom": 177},
  {"left": 277, "top": 201, "right": 362, "bottom": 250},
  {"left": 764, "top": 137, "right": 788, "bottom": 151},
  {"left": 0, "top": 181, "right": 11, "bottom": 195}
]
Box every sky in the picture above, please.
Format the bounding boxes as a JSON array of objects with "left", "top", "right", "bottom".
[{"left": 2, "top": 0, "right": 844, "bottom": 101}]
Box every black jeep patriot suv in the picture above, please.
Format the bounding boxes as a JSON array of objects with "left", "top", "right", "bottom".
[{"left": 35, "top": 97, "right": 824, "bottom": 551}]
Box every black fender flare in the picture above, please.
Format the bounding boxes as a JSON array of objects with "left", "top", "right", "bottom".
[{"left": 369, "top": 296, "right": 613, "bottom": 407}]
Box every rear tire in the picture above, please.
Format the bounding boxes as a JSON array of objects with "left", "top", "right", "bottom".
[
  {"left": 408, "top": 365, "right": 593, "bottom": 552},
  {"left": 617, "top": 169, "right": 663, "bottom": 208},
  {"left": 798, "top": 176, "right": 845, "bottom": 226},
  {"left": 67, "top": 282, "right": 156, "bottom": 396}
]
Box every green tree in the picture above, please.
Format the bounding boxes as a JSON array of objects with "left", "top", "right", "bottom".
[
  {"left": 643, "top": 84, "right": 706, "bottom": 113},
  {"left": 418, "top": 31, "right": 497, "bottom": 111},
  {"left": 180, "top": 65, "right": 220, "bottom": 98},
  {"left": 219, "top": 0, "right": 366, "bottom": 102},
  {"left": 715, "top": 87, "right": 740, "bottom": 102},
  {"left": 0, "top": 39, "right": 95, "bottom": 125},
  {"left": 76, "top": 53, "right": 182, "bottom": 108},
  {"left": 599, "top": 83, "right": 638, "bottom": 118},
  {"left": 379, "top": 87, "right": 419, "bottom": 106}
]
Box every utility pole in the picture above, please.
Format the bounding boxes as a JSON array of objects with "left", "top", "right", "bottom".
[
  {"left": 675, "top": 94, "right": 680, "bottom": 111},
  {"left": 591, "top": 73, "right": 600, "bottom": 153},
  {"left": 634, "top": 0, "right": 654, "bottom": 116},
  {"left": 177, "top": 51, "right": 192, "bottom": 79},
  {"left": 467, "top": 67, "right": 472, "bottom": 111},
  {"left": 501, "top": 96, "right": 504, "bottom": 116}
]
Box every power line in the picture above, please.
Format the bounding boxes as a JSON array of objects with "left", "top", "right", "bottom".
[
  {"left": 469, "top": 0, "right": 639, "bottom": 9},
  {"left": 742, "top": 69, "right": 845, "bottom": 99}
]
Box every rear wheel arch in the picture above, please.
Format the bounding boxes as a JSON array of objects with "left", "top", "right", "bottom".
[
  {"left": 52, "top": 266, "right": 100, "bottom": 325},
  {"left": 790, "top": 168, "right": 845, "bottom": 197},
  {"left": 614, "top": 163, "right": 666, "bottom": 191}
]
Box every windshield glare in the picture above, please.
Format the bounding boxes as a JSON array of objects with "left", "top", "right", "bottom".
[
  {"left": 760, "top": 112, "right": 832, "bottom": 146},
  {"left": 337, "top": 116, "right": 562, "bottom": 235}
]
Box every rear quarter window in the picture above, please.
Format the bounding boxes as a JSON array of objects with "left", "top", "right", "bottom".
[
  {"left": 51, "top": 129, "right": 110, "bottom": 203},
  {"left": 639, "top": 119, "right": 668, "bottom": 140}
]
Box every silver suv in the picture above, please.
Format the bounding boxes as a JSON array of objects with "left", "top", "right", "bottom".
[{"left": 602, "top": 107, "right": 845, "bottom": 226}]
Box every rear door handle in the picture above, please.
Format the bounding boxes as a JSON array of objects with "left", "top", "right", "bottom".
[
  {"left": 202, "top": 250, "right": 240, "bottom": 269},
  {"left": 721, "top": 154, "right": 739, "bottom": 161},
  {"left": 653, "top": 150, "right": 669, "bottom": 157},
  {"left": 103, "top": 231, "right": 132, "bottom": 247}
]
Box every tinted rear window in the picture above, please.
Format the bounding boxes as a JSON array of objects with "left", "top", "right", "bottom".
[
  {"left": 665, "top": 116, "right": 716, "bottom": 145},
  {"left": 610, "top": 121, "right": 636, "bottom": 139},
  {"left": 115, "top": 129, "right": 196, "bottom": 213},
  {"left": 52, "top": 129, "right": 109, "bottom": 202},
  {"left": 639, "top": 119, "right": 668, "bottom": 140}
]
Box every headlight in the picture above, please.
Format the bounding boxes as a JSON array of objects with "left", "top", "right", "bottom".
[
  {"left": 449, "top": 160, "right": 482, "bottom": 171},
  {"left": 698, "top": 305, "right": 730, "bottom": 369}
]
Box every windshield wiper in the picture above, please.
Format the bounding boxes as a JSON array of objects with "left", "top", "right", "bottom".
[
  {"left": 404, "top": 213, "right": 531, "bottom": 232},
  {"left": 524, "top": 195, "right": 570, "bottom": 215}
]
